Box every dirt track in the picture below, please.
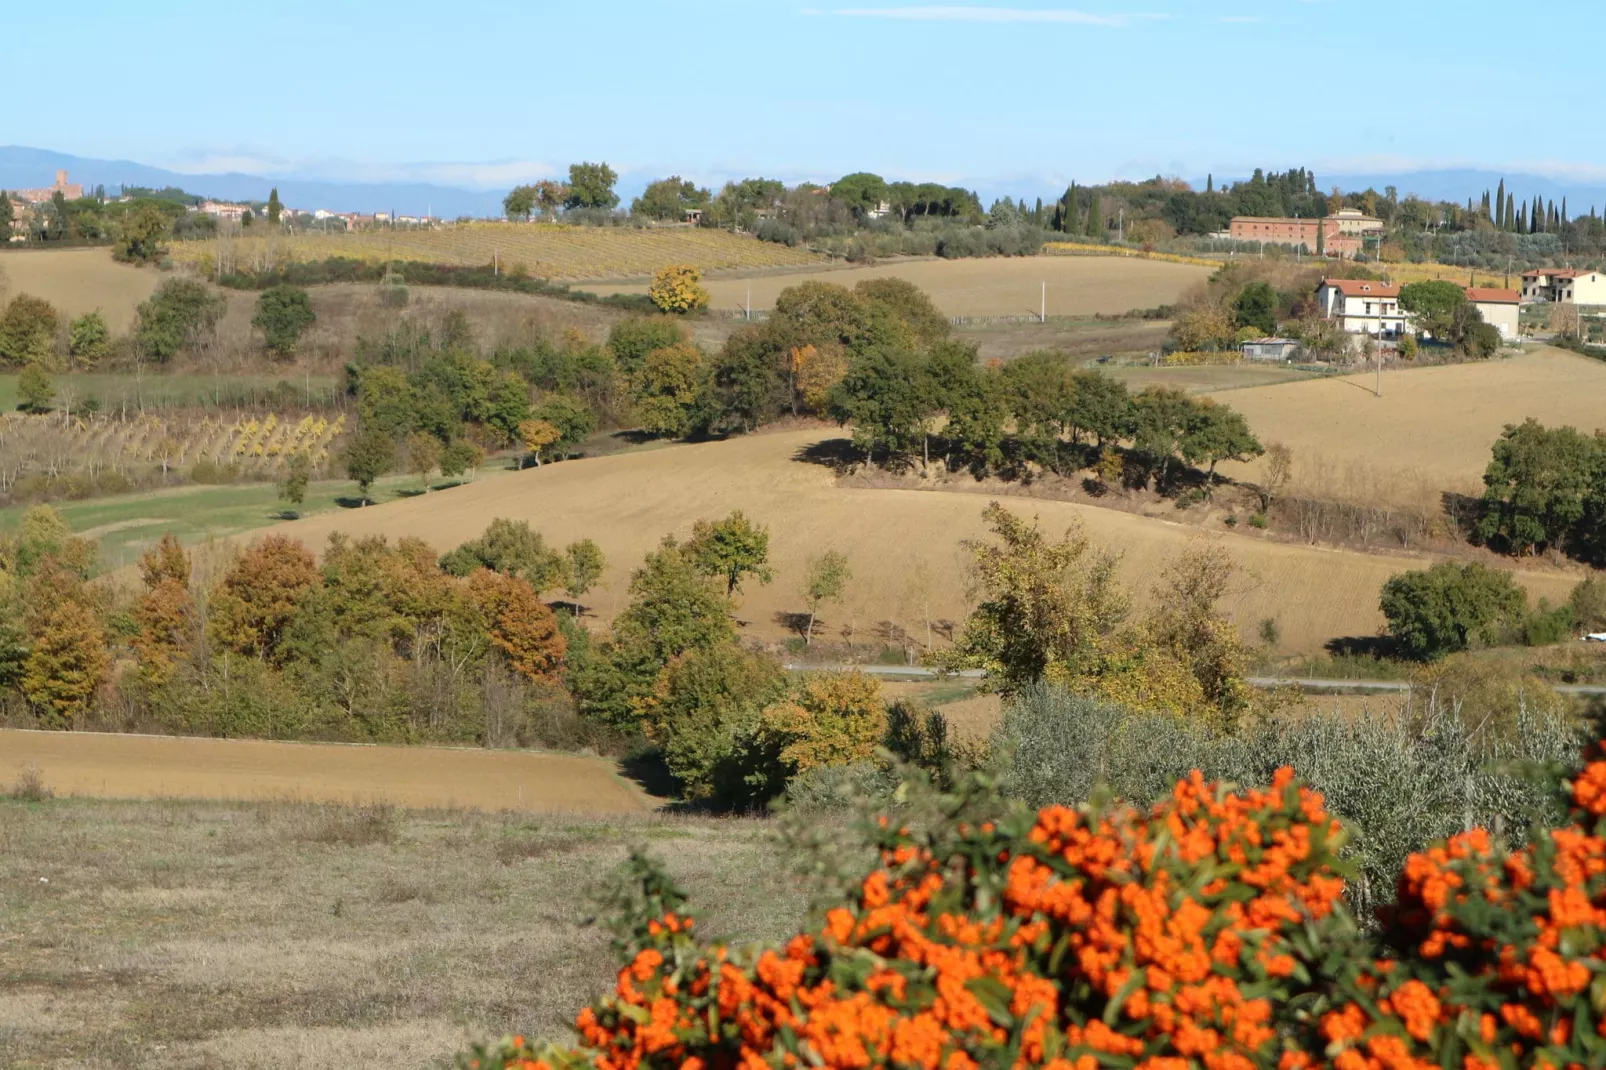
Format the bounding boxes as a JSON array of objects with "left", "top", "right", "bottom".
[{"left": 2, "top": 730, "right": 654, "bottom": 813}]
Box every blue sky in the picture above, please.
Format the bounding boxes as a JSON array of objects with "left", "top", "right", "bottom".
[{"left": 8, "top": 1, "right": 1605, "bottom": 192}]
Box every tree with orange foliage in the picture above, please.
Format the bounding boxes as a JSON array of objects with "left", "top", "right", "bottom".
[
  {"left": 21, "top": 600, "right": 108, "bottom": 727},
  {"left": 466, "top": 568, "right": 566, "bottom": 683},
  {"left": 133, "top": 578, "right": 196, "bottom": 684},
  {"left": 789, "top": 343, "right": 848, "bottom": 415},
  {"left": 138, "top": 532, "right": 190, "bottom": 590},
  {"left": 207, "top": 534, "right": 319, "bottom": 662}
]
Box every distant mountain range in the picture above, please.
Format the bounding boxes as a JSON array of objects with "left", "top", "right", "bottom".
[
  {"left": 7, "top": 146, "right": 1606, "bottom": 221},
  {"left": 0, "top": 146, "right": 508, "bottom": 218}
]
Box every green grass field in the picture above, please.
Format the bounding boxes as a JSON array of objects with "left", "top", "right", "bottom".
[
  {"left": 0, "top": 372, "right": 344, "bottom": 414},
  {"left": 0, "top": 467, "right": 517, "bottom": 571}
]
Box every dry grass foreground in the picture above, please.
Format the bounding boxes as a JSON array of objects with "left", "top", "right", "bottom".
[
  {"left": 169, "top": 224, "right": 828, "bottom": 280},
  {"left": 0, "top": 730, "right": 653, "bottom": 813},
  {"left": 0, "top": 794, "right": 801, "bottom": 1069},
  {"left": 581, "top": 256, "right": 1212, "bottom": 317},
  {"left": 249, "top": 427, "right": 1579, "bottom": 657},
  {"left": 0, "top": 248, "right": 161, "bottom": 331},
  {"left": 1208, "top": 346, "right": 1606, "bottom": 502}
]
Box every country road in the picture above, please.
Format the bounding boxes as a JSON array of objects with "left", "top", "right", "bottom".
[{"left": 783, "top": 664, "right": 1606, "bottom": 697}]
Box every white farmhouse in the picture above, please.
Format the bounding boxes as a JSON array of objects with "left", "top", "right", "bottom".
[
  {"left": 1521, "top": 269, "right": 1606, "bottom": 305},
  {"left": 1315, "top": 279, "right": 1407, "bottom": 339},
  {"left": 1464, "top": 287, "right": 1521, "bottom": 339}
]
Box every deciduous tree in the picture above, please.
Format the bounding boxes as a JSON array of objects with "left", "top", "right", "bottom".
[
  {"left": 344, "top": 428, "right": 394, "bottom": 504},
  {"left": 466, "top": 568, "right": 566, "bottom": 683},
  {"left": 0, "top": 294, "right": 59, "bottom": 367},
  {"left": 207, "top": 534, "right": 320, "bottom": 663},
  {"left": 17, "top": 363, "right": 53, "bottom": 412},
  {"left": 22, "top": 600, "right": 108, "bottom": 726},
  {"left": 686, "top": 511, "right": 773, "bottom": 597},
  {"left": 67, "top": 312, "right": 109, "bottom": 367},
  {"left": 630, "top": 342, "right": 706, "bottom": 436},
  {"left": 405, "top": 431, "right": 441, "bottom": 489},
  {"left": 518, "top": 418, "right": 562, "bottom": 465},
  {"left": 565, "top": 162, "right": 619, "bottom": 210},
  {"left": 277, "top": 452, "right": 312, "bottom": 516},
  {"left": 1380, "top": 561, "right": 1527, "bottom": 660},
  {"left": 563, "top": 539, "right": 606, "bottom": 611},
  {"left": 800, "top": 550, "right": 850, "bottom": 647}
]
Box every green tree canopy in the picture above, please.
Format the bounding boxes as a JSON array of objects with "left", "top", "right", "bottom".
[
  {"left": 1476, "top": 419, "right": 1601, "bottom": 557},
  {"left": 1231, "top": 281, "right": 1278, "bottom": 335},
  {"left": 1380, "top": 561, "right": 1527, "bottom": 660},
  {"left": 252, "top": 285, "right": 317, "bottom": 357},
  {"left": 135, "top": 279, "right": 224, "bottom": 362},
  {"left": 632, "top": 176, "right": 711, "bottom": 221},
  {"left": 503, "top": 185, "right": 537, "bottom": 221},
  {"left": 0, "top": 295, "right": 59, "bottom": 367},
  {"left": 565, "top": 162, "right": 619, "bottom": 210},
  {"left": 1398, "top": 280, "right": 1465, "bottom": 338},
  {"left": 685, "top": 511, "right": 774, "bottom": 597},
  {"left": 829, "top": 172, "right": 888, "bottom": 216}
]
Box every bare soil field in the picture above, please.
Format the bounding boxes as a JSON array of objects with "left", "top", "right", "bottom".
[
  {"left": 0, "top": 247, "right": 161, "bottom": 331},
  {"left": 1209, "top": 347, "right": 1606, "bottom": 501},
  {"left": 244, "top": 427, "right": 1579, "bottom": 658},
  {"left": 0, "top": 730, "right": 654, "bottom": 814},
  {"left": 0, "top": 794, "right": 800, "bottom": 1069},
  {"left": 582, "top": 256, "right": 1211, "bottom": 317}
]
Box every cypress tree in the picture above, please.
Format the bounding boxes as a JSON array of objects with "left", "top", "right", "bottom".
[
  {"left": 1495, "top": 178, "right": 1505, "bottom": 227},
  {"left": 0, "top": 191, "right": 11, "bottom": 234},
  {"left": 1086, "top": 193, "right": 1101, "bottom": 239},
  {"left": 1034, "top": 197, "right": 1043, "bottom": 226},
  {"left": 267, "top": 187, "right": 282, "bottom": 226},
  {"left": 1517, "top": 204, "right": 1526, "bottom": 233},
  {"left": 1532, "top": 195, "right": 1542, "bottom": 233},
  {"left": 1064, "top": 184, "right": 1079, "bottom": 235},
  {"left": 1206, "top": 174, "right": 1214, "bottom": 193},
  {"left": 1549, "top": 200, "right": 1558, "bottom": 229},
  {"left": 1505, "top": 193, "right": 1515, "bottom": 231}
]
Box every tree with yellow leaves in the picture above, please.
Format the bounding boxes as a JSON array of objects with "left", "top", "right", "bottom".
[
  {"left": 22, "top": 600, "right": 108, "bottom": 727},
  {"left": 790, "top": 344, "right": 848, "bottom": 415},
  {"left": 518, "top": 419, "right": 562, "bottom": 466},
  {"left": 758, "top": 670, "right": 886, "bottom": 777},
  {"left": 648, "top": 264, "right": 710, "bottom": 314}
]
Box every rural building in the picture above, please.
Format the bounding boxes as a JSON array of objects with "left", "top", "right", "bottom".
[
  {"left": 1521, "top": 269, "right": 1606, "bottom": 305},
  {"left": 13, "top": 170, "right": 84, "bottom": 205},
  {"left": 1228, "top": 216, "right": 1362, "bottom": 258},
  {"left": 1315, "top": 279, "right": 1407, "bottom": 338},
  {"left": 200, "top": 201, "right": 250, "bottom": 222},
  {"left": 1240, "top": 337, "right": 1300, "bottom": 361},
  {"left": 1464, "top": 287, "right": 1521, "bottom": 338},
  {"left": 1329, "top": 208, "right": 1385, "bottom": 236}
]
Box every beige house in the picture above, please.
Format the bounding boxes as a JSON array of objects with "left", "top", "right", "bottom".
[
  {"left": 1315, "top": 278, "right": 1407, "bottom": 338},
  {"left": 1521, "top": 269, "right": 1606, "bottom": 305},
  {"left": 1329, "top": 208, "right": 1385, "bottom": 235},
  {"left": 1464, "top": 288, "right": 1521, "bottom": 339}
]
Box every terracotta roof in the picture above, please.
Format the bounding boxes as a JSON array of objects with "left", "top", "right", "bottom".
[
  {"left": 1321, "top": 279, "right": 1400, "bottom": 298},
  {"left": 1522, "top": 268, "right": 1588, "bottom": 279},
  {"left": 1464, "top": 287, "right": 1520, "bottom": 304}
]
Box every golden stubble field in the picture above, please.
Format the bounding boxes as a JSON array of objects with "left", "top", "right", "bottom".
[
  {"left": 250, "top": 427, "right": 1580, "bottom": 658},
  {"left": 0, "top": 730, "right": 654, "bottom": 813},
  {"left": 0, "top": 247, "right": 161, "bottom": 330},
  {"left": 170, "top": 223, "right": 829, "bottom": 279},
  {"left": 1209, "top": 347, "right": 1606, "bottom": 502},
  {"left": 582, "top": 256, "right": 1212, "bottom": 317}
]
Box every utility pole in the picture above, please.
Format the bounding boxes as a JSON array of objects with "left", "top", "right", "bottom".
[
  {"left": 1376, "top": 338, "right": 1383, "bottom": 398},
  {"left": 1040, "top": 281, "right": 1046, "bottom": 323},
  {"left": 745, "top": 284, "right": 751, "bottom": 321}
]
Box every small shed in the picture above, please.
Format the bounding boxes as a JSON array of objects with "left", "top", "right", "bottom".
[{"left": 1240, "top": 337, "right": 1299, "bottom": 362}]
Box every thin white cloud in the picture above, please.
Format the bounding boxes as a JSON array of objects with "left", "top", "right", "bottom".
[{"left": 826, "top": 7, "right": 1163, "bottom": 27}]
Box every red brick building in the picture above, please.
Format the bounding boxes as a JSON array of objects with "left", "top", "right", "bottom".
[{"left": 1228, "top": 216, "right": 1362, "bottom": 258}]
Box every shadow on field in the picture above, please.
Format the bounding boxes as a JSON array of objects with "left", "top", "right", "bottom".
[
  {"left": 1324, "top": 635, "right": 1404, "bottom": 660},
  {"left": 1441, "top": 491, "right": 1483, "bottom": 540},
  {"left": 774, "top": 611, "right": 813, "bottom": 639},
  {"left": 793, "top": 437, "right": 859, "bottom": 471},
  {"left": 619, "top": 749, "right": 680, "bottom": 802}
]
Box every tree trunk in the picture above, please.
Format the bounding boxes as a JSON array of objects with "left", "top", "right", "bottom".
[{"left": 805, "top": 610, "right": 815, "bottom": 647}]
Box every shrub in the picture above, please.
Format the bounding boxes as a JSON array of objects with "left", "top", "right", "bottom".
[
  {"left": 252, "top": 284, "right": 317, "bottom": 357},
  {"left": 135, "top": 279, "right": 224, "bottom": 362},
  {"left": 17, "top": 363, "right": 54, "bottom": 413},
  {"left": 463, "top": 706, "right": 1606, "bottom": 1070},
  {"left": 647, "top": 264, "right": 710, "bottom": 314},
  {"left": 1379, "top": 561, "right": 1528, "bottom": 660}
]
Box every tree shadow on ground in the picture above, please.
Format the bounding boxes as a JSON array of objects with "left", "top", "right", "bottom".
[
  {"left": 792, "top": 437, "right": 859, "bottom": 471},
  {"left": 1323, "top": 635, "right": 1405, "bottom": 660},
  {"left": 773, "top": 611, "right": 812, "bottom": 639},
  {"left": 334, "top": 496, "right": 373, "bottom": 509},
  {"left": 618, "top": 750, "right": 681, "bottom": 803}
]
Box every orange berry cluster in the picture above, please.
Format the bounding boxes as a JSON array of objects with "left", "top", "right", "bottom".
[{"left": 463, "top": 740, "right": 1606, "bottom": 1070}]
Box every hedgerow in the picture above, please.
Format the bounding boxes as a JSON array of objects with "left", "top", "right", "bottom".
[{"left": 461, "top": 722, "right": 1606, "bottom": 1070}]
